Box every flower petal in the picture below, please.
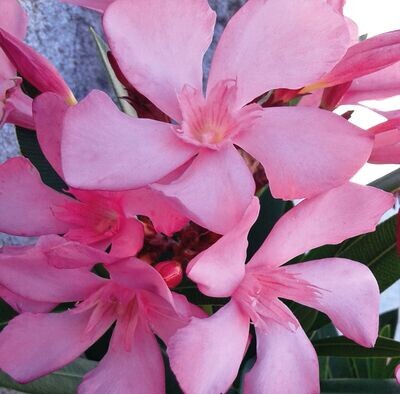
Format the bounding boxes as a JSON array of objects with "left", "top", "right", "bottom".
[
  {"left": 168, "top": 300, "right": 249, "bottom": 394},
  {"left": 103, "top": 0, "right": 216, "bottom": 121},
  {"left": 109, "top": 218, "right": 144, "bottom": 258},
  {"left": 208, "top": 0, "right": 349, "bottom": 108},
  {"left": 0, "top": 309, "right": 113, "bottom": 383},
  {"left": 0, "top": 28, "right": 76, "bottom": 105},
  {"left": 33, "top": 93, "right": 69, "bottom": 177},
  {"left": 250, "top": 183, "right": 394, "bottom": 268},
  {"left": 305, "top": 30, "right": 400, "bottom": 92},
  {"left": 244, "top": 309, "right": 319, "bottom": 394},
  {"left": 187, "top": 198, "right": 259, "bottom": 297},
  {"left": 369, "top": 119, "right": 400, "bottom": 164},
  {"left": 153, "top": 144, "right": 255, "bottom": 235},
  {"left": 0, "top": 0, "right": 28, "bottom": 78},
  {"left": 285, "top": 258, "right": 380, "bottom": 347},
  {"left": 61, "top": 90, "right": 197, "bottom": 190},
  {"left": 79, "top": 316, "right": 164, "bottom": 394},
  {"left": 0, "top": 238, "right": 105, "bottom": 303},
  {"left": 0, "top": 285, "right": 56, "bottom": 313},
  {"left": 121, "top": 187, "right": 188, "bottom": 236},
  {"left": 60, "top": 0, "right": 114, "bottom": 12},
  {"left": 342, "top": 63, "right": 400, "bottom": 104},
  {"left": 0, "top": 157, "right": 71, "bottom": 236},
  {"left": 234, "top": 107, "right": 373, "bottom": 200}
]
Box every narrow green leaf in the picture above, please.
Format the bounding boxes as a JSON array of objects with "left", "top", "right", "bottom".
[
  {"left": 321, "top": 378, "right": 399, "bottom": 393},
  {"left": 90, "top": 27, "right": 137, "bottom": 117},
  {"left": 369, "top": 168, "right": 400, "bottom": 193},
  {"left": 314, "top": 336, "right": 400, "bottom": 358},
  {"left": 0, "top": 358, "right": 96, "bottom": 393}
]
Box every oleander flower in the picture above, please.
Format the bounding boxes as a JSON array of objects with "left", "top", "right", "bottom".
[
  {"left": 168, "top": 183, "right": 394, "bottom": 394},
  {"left": 58, "top": 0, "right": 375, "bottom": 234},
  {"left": 0, "top": 236, "right": 203, "bottom": 393}
]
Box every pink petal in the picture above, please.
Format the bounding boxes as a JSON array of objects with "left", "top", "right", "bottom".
[
  {"left": 103, "top": 0, "right": 216, "bottom": 121},
  {"left": 171, "top": 292, "right": 207, "bottom": 320},
  {"left": 109, "top": 218, "right": 144, "bottom": 258},
  {"left": 395, "top": 364, "right": 400, "bottom": 384},
  {"left": 0, "top": 239, "right": 104, "bottom": 303},
  {"left": 121, "top": 187, "right": 188, "bottom": 236},
  {"left": 187, "top": 198, "right": 259, "bottom": 297},
  {"left": 234, "top": 107, "right": 373, "bottom": 200},
  {"left": 0, "top": 0, "right": 28, "bottom": 78},
  {"left": 250, "top": 183, "right": 394, "bottom": 268},
  {"left": 208, "top": 0, "right": 350, "bottom": 108},
  {"left": 369, "top": 120, "right": 400, "bottom": 164},
  {"left": 168, "top": 300, "right": 249, "bottom": 394},
  {"left": 244, "top": 309, "right": 319, "bottom": 394},
  {"left": 61, "top": 90, "right": 197, "bottom": 190},
  {"left": 33, "top": 93, "right": 69, "bottom": 177},
  {"left": 0, "top": 309, "right": 113, "bottom": 383},
  {"left": 0, "top": 157, "right": 71, "bottom": 236},
  {"left": 60, "top": 0, "right": 114, "bottom": 12},
  {"left": 326, "top": 0, "right": 345, "bottom": 13},
  {"left": 0, "top": 285, "right": 56, "bottom": 313},
  {"left": 342, "top": 63, "right": 400, "bottom": 104},
  {"left": 0, "top": 28, "right": 76, "bottom": 105},
  {"left": 285, "top": 258, "right": 380, "bottom": 347},
  {"left": 38, "top": 235, "right": 116, "bottom": 269},
  {"left": 79, "top": 316, "right": 164, "bottom": 394},
  {"left": 108, "top": 258, "right": 173, "bottom": 305},
  {"left": 3, "top": 85, "right": 34, "bottom": 129},
  {"left": 305, "top": 30, "right": 400, "bottom": 92},
  {"left": 153, "top": 144, "right": 255, "bottom": 235}
]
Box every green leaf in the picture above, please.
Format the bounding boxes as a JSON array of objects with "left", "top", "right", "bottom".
[
  {"left": 16, "top": 127, "right": 67, "bottom": 192},
  {"left": 321, "top": 378, "right": 399, "bottom": 393},
  {"left": 313, "top": 336, "right": 400, "bottom": 358},
  {"left": 369, "top": 168, "right": 400, "bottom": 193},
  {"left": 90, "top": 27, "right": 137, "bottom": 117},
  {"left": 0, "top": 358, "right": 96, "bottom": 393}
]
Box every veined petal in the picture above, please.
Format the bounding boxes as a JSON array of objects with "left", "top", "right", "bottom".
[
  {"left": 244, "top": 308, "right": 319, "bottom": 394},
  {"left": 60, "top": 0, "right": 114, "bottom": 12},
  {"left": 208, "top": 0, "right": 350, "bottom": 108},
  {"left": 0, "top": 309, "right": 113, "bottom": 383},
  {"left": 187, "top": 198, "right": 259, "bottom": 297},
  {"left": 103, "top": 0, "right": 216, "bottom": 121},
  {"left": 61, "top": 90, "right": 197, "bottom": 190},
  {"left": 168, "top": 300, "right": 249, "bottom": 394},
  {"left": 0, "top": 157, "right": 71, "bottom": 236},
  {"left": 250, "top": 183, "right": 394, "bottom": 268},
  {"left": 234, "top": 107, "right": 373, "bottom": 200},
  {"left": 153, "top": 144, "right": 255, "bottom": 235},
  {"left": 79, "top": 316, "right": 164, "bottom": 394},
  {"left": 285, "top": 258, "right": 380, "bottom": 347}
]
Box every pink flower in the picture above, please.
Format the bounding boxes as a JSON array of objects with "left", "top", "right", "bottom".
[
  {"left": 0, "top": 0, "right": 33, "bottom": 129},
  {"left": 0, "top": 91, "right": 188, "bottom": 257},
  {"left": 59, "top": 0, "right": 374, "bottom": 234},
  {"left": 168, "top": 183, "right": 394, "bottom": 393},
  {"left": 0, "top": 236, "right": 203, "bottom": 393}
]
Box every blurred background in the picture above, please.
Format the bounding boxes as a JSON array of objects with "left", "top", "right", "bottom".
[{"left": 0, "top": 0, "right": 399, "bottom": 335}]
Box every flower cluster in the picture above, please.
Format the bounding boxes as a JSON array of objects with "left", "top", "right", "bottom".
[{"left": 0, "top": 0, "right": 399, "bottom": 393}]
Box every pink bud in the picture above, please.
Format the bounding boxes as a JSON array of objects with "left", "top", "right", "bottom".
[
  {"left": 154, "top": 260, "right": 183, "bottom": 288},
  {"left": 0, "top": 28, "right": 77, "bottom": 105}
]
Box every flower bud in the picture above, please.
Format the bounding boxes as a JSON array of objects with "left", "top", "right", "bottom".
[{"left": 154, "top": 260, "right": 183, "bottom": 288}]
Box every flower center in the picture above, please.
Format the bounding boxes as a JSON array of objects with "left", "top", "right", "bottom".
[
  {"left": 53, "top": 190, "right": 122, "bottom": 244},
  {"left": 233, "top": 268, "right": 321, "bottom": 333},
  {"left": 176, "top": 80, "right": 262, "bottom": 149}
]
